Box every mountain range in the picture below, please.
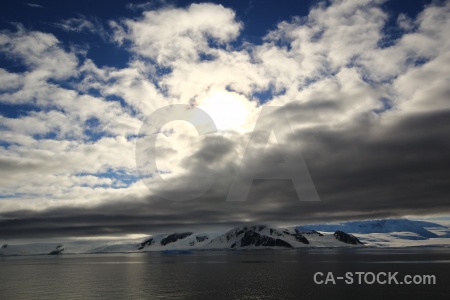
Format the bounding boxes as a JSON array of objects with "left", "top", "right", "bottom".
[{"left": 1, "top": 219, "right": 449, "bottom": 256}]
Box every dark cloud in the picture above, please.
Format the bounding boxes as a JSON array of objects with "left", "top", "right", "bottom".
[{"left": 2, "top": 105, "right": 449, "bottom": 239}]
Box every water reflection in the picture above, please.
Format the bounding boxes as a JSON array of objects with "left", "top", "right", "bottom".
[{"left": 1, "top": 249, "right": 449, "bottom": 299}]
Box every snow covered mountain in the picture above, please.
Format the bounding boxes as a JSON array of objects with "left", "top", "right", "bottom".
[
  {"left": 204, "top": 225, "right": 362, "bottom": 250},
  {"left": 298, "top": 218, "right": 450, "bottom": 247},
  {"left": 2, "top": 219, "right": 449, "bottom": 256},
  {"left": 0, "top": 243, "right": 65, "bottom": 256},
  {"left": 132, "top": 225, "right": 363, "bottom": 252},
  {"left": 298, "top": 219, "right": 447, "bottom": 238},
  {"left": 0, "top": 225, "right": 362, "bottom": 256}
]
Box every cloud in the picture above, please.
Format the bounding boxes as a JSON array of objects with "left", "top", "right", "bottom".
[
  {"left": 24, "top": 3, "right": 43, "bottom": 9},
  {"left": 0, "top": 0, "right": 450, "bottom": 239},
  {"left": 0, "top": 25, "right": 78, "bottom": 83},
  {"left": 0, "top": 69, "right": 22, "bottom": 91},
  {"left": 115, "top": 3, "right": 242, "bottom": 65},
  {"left": 49, "top": 15, "right": 109, "bottom": 40},
  {"left": 126, "top": 1, "right": 170, "bottom": 12}
]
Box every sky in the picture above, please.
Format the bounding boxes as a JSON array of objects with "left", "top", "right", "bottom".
[{"left": 0, "top": 0, "right": 449, "bottom": 240}]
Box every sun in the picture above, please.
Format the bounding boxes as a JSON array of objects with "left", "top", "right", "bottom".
[{"left": 197, "top": 90, "right": 252, "bottom": 131}]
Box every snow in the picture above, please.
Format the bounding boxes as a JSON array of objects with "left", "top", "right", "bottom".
[
  {"left": 297, "top": 219, "right": 446, "bottom": 238},
  {"left": 307, "top": 218, "right": 450, "bottom": 248},
  {"left": 2, "top": 218, "right": 450, "bottom": 256}
]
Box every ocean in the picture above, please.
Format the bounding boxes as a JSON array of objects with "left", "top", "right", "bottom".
[{"left": 1, "top": 248, "right": 449, "bottom": 299}]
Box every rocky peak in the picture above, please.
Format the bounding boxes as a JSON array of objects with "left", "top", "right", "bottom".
[{"left": 334, "top": 230, "right": 363, "bottom": 245}]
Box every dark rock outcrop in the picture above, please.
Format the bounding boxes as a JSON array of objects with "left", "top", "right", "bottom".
[
  {"left": 240, "top": 230, "right": 293, "bottom": 248},
  {"left": 334, "top": 231, "right": 363, "bottom": 245},
  {"left": 196, "top": 235, "right": 208, "bottom": 242},
  {"left": 226, "top": 228, "right": 245, "bottom": 242},
  {"left": 291, "top": 232, "right": 310, "bottom": 244},
  {"left": 269, "top": 229, "right": 283, "bottom": 236},
  {"left": 220, "top": 226, "right": 294, "bottom": 248},
  {"left": 161, "top": 232, "right": 193, "bottom": 246},
  {"left": 312, "top": 230, "right": 324, "bottom": 236},
  {"left": 138, "top": 238, "right": 154, "bottom": 250},
  {"left": 225, "top": 226, "right": 268, "bottom": 242},
  {"left": 298, "top": 230, "right": 324, "bottom": 237},
  {"left": 49, "top": 245, "right": 64, "bottom": 255}
]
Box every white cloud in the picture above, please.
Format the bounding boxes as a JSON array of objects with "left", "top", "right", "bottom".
[
  {"left": 116, "top": 3, "right": 242, "bottom": 65},
  {"left": 0, "top": 69, "right": 22, "bottom": 91},
  {"left": 126, "top": 1, "right": 168, "bottom": 11},
  {"left": 254, "top": 0, "right": 387, "bottom": 95},
  {"left": 0, "top": 26, "right": 78, "bottom": 80},
  {"left": 397, "top": 13, "right": 414, "bottom": 31},
  {"left": 25, "top": 3, "right": 43, "bottom": 9},
  {"left": 50, "top": 15, "right": 109, "bottom": 40}
]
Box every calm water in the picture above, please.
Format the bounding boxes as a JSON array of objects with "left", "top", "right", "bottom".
[{"left": 1, "top": 248, "right": 450, "bottom": 300}]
